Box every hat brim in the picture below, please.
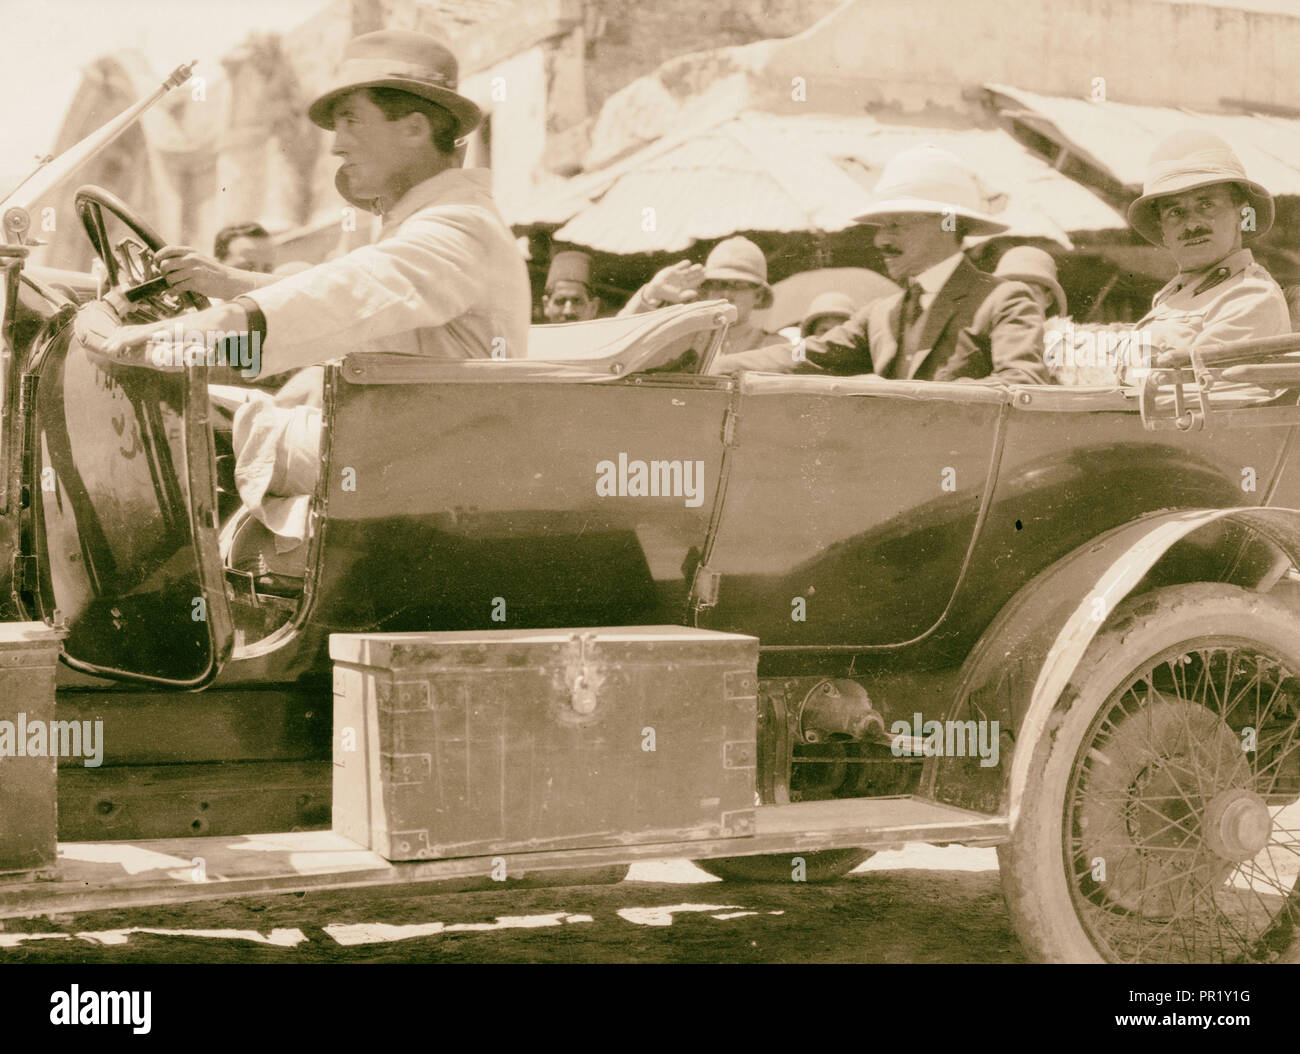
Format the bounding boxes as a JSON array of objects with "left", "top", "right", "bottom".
[
  {"left": 309, "top": 78, "right": 483, "bottom": 139},
  {"left": 703, "top": 266, "right": 772, "bottom": 294},
  {"left": 800, "top": 311, "right": 852, "bottom": 337},
  {"left": 996, "top": 271, "right": 1067, "bottom": 317},
  {"left": 1128, "top": 176, "right": 1274, "bottom": 244},
  {"left": 852, "top": 197, "right": 1009, "bottom": 236}
]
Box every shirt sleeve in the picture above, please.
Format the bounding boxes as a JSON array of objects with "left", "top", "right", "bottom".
[{"left": 245, "top": 204, "right": 496, "bottom": 372}]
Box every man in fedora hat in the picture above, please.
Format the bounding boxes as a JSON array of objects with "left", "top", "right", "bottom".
[
  {"left": 715, "top": 145, "right": 1047, "bottom": 383},
  {"left": 1054, "top": 129, "right": 1289, "bottom": 385},
  {"left": 542, "top": 250, "right": 602, "bottom": 323},
  {"left": 101, "top": 29, "right": 530, "bottom": 545},
  {"left": 619, "top": 236, "right": 786, "bottom": 357}
]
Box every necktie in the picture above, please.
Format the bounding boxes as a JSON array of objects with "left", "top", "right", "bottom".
[{"left": 891, "top": 280, "right": 925, "bottom": 378}]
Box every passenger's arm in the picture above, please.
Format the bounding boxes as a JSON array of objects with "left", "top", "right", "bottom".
[{"left": 985, "top": 282, "right": 1049, "bottom": 384}]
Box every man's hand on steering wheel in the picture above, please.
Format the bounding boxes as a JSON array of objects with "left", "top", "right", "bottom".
[{"left": 155, "top": 245, "right": 276, "bottom": 301}]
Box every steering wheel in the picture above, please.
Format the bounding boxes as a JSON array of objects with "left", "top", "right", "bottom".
[{"left": 74, "top": 184, "right": 209, "bottom": 316}]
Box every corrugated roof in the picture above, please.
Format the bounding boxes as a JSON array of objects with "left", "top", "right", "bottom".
[
  {"left": 985, "top": 84, "right": 1300, "bottom": 196},
  {"left": 516, "top": 111, "right": 1126, "bottom": 254}
]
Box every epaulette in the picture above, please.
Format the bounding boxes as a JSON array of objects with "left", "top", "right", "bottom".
[{"left": 1191, "top": 265, "right": 1233, "bottom": 297}]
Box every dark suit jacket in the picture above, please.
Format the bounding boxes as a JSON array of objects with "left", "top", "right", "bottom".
[{"left": 792, "top": 257, "right": 1048, "bottom": 384}]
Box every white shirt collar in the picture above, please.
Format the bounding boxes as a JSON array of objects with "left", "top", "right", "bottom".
[{"left": 912, "top": 251, "right": 965, "bottom": 295}]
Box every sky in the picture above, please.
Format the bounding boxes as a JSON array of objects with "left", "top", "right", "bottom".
[{"left": 0, "top": 0, "right": 334, "bottom": 197}]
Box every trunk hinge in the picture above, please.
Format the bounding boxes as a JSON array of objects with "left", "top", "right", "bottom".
[{"left": 691, "top": 564, "right": 721, "bottom": 610}]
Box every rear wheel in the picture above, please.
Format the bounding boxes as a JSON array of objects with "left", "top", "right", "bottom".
[
  {"left": 695, "top": 849, "right": 872, "bottom": 883},
  {"left": 1001, "top": 584, "right": 1300, "bottom": 963}
]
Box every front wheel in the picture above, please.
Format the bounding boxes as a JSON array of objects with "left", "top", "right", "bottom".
[
  {"left": 1000, "top": 584, "right": 1300, "bottom": 963},
  {"left": 695, "top": 849, "right": 872, "bottom": 883}
]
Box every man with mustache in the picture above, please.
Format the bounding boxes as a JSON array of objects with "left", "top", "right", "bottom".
[
  {"left": 713, "top": 145, "right": 1047, "bottom": 383},
  {"left": 541, "top": 251, "right": 602, "bottom": 323},
  {"left": 1051, "top": 130, "right": 1289, "bottom": 385}
]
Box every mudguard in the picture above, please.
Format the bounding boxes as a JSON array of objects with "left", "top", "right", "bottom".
[{"left": 925, "top": 506, "right": 1300, "bottom": 822}]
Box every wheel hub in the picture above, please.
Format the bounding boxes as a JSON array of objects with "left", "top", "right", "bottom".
[
  {"left": 1075, "top": 697, "right": 1246, "bottom": 915},
  {"left": 1203, "top": 788, "right": 1272, "bottom": 862}
]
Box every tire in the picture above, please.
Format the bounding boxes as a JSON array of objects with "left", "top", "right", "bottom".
[
  {"left": 1000, "top": 583, "right": 1300, "bottom": 963},
  {"left": 695, "top": 849, "right": 872, "bottom": 883}
]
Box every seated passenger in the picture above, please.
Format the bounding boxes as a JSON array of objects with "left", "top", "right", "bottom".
[
  {"left": 800, "top": 292, "right": 856, "bottom": 338},
  {"left": 716, "top": 146, "right": 1047, "bottom": 384},
  {"left": 541, "top": 250, "right": 602, "bottom": 322},
  {"left": 1050, "top": 130, "right": 1290, "bottom": 386},
  {"left": 619, "top": 236, "right": 787, "bottom": 358},
  {"left": 98, "top": 30, "right": 530, "bottom": 547},
  {"left": 994, "top": 246, "right": 1067, "bottom": 320}
]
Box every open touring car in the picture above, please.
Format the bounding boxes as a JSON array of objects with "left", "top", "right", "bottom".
[{"left": 1, "top": 70, "right": 1299, "bottom": 965}]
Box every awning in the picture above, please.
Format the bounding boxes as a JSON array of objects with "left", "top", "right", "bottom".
[
  {"left": 514, "top": 111, "right": 1128, "bottom": 254},
  {"left": 984, "top": 84, "right": 1300, "bottom": 197}
]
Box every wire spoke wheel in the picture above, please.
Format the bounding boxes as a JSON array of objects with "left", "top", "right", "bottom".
[
  {"left": 1067, "top": 645, "right": 1300, "bottom": 963},
  {"left": 999, "top": 584, "right": 1300, "bottom": 963}
]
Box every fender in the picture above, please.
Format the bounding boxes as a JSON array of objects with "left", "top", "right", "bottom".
[{"left": 925, "top": 506, "right": 1300, "bottom": 824}]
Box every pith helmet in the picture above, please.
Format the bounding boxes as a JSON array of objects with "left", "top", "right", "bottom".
[
  {"left": 852, "top": 144, "right": 1009, "bottom": 236},
  {"left": 994, "top": 245, "right": 1067, "bottom": 316},
  {"left": 1127, "top": 129, "right": 1273, "bottom": 245},
  {"left": 800, "top": 291, "right": 855, "bottom": 336},
  {"left": 704, "top": 237, "right": 770, "bottom": 289}
]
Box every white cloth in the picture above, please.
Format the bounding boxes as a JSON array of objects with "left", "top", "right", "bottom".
[
  {"left": 231, "top": 396, "right": 321, "bottom": 552},
  {"left": 244, "top": 167, "right": 531, "bottom": 371}
]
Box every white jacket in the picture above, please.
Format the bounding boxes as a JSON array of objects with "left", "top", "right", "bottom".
[{"left": 245, "top": 167, "right": 530, "bottom": 372}]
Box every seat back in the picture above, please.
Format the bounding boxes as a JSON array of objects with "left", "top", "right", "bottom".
[{"left": 526, "top": 300, "right": 736, "bottom": 375}]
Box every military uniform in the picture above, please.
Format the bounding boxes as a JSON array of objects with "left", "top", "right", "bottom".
[{"left": 1050, "top": 249, "right": 1290, "bottom": 386}]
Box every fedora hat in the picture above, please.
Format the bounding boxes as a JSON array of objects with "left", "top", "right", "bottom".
[
  {"left": 852, "top": 145, "right": 1008, "bottom": 236},
  {"left": 1127, "top": 130, "right": 1273, "bottom": 245},
  {"left": 308, "top": 30, "right": 482, "bottom": 140},
  {"left": 994, "top": 245, "right": 1067, "bottom": 317},
  {"left": 800, "top": 291, "right": 855, "bottom": 336}
]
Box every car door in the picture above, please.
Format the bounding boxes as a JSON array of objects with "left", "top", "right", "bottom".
[
  {"left": 23, "top": 305, "right": 233, "bottom": 687},
  {"left": 310, "top": 358, "right": 733, "bottom": 634},
  {"left": 692, "top": 374, "right": 1008, "bottom": 651}
]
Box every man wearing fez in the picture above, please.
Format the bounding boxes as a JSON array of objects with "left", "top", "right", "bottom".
[
  {"left": 715, "top": 145, "right": 1046, "bottom": 383},
  {"left": 100, "top": 29, "right": 530, "bottom": 545},
  {"left": 1051, "top": 130, "right": 1289, "bottom": 386},
  {"left": 542, "top": 251, "right": 602, "bottom": 322}
]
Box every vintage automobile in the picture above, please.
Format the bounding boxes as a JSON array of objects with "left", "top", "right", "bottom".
[{"left": 0, "top": 66, "right": 1298, "bottom": 965}]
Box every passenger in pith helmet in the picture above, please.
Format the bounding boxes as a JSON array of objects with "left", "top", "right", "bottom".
[
  {"left": 716, "top": 144, "right": 1047, "bottom": 383},
  {"left": 619, "top": 236, "right": 786, "bottom": 356},
  {"left": 1053, "top": 129, "right": 1289, "bottom": 386},
  {"left": 801, "top": 292, "right": 856, "bottom": 338},
  {"left": 994, "top": 246, "right": 1067, "bottom": 319},
  {"left": 542, "top": 250, "right": 601, "bottom": 323}
]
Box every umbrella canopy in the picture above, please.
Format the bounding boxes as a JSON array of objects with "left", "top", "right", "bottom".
[{"left": 515, "top": 111, "right": 1127, "bottom": 254}]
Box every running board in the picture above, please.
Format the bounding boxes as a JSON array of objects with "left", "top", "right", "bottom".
[{"left": 0, "top": 797, "right": 1007, "bottom": 919}]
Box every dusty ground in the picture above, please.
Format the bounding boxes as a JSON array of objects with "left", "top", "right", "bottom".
[{"left": 0, "top": 846, "right": 1027, "bottom": 964}]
